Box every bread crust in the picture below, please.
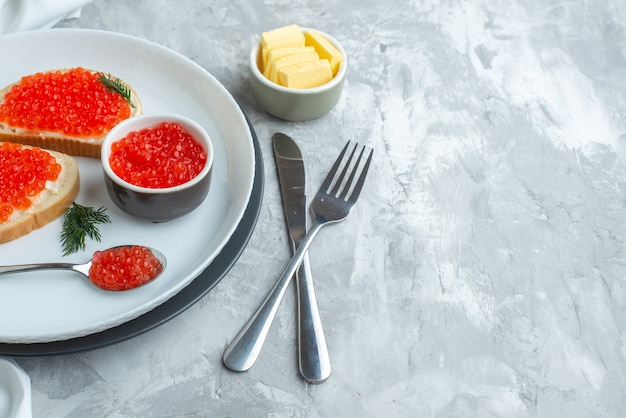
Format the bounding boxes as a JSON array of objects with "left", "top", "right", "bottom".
[
  {"left": 0, "top": 144, "right": 80, "bottom": 244},
  {"left": 0, "top": 68, "right": 142, "bottom": 158}
]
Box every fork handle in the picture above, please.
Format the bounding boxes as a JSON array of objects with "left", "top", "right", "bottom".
[
  {"left": 296, "top": 251, "right": 331, "bottom": 383},
  {"left": 223, "top": 221, "right": 325, "bottom": 372}
]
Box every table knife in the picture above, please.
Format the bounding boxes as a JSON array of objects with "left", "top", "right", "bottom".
[{"left": 273, "top": 132, "right": 331, "bottom": 383}]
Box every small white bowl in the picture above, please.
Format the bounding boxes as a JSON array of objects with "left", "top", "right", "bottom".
[
  {"left": 0, "top": 357, "right": 31, "bottom": 418},
  {"left": 249, "top": 28, "right": 347, "bottom": 122},
  {"left": 101, "top": 114, "right": 214, "bottom": 222}
]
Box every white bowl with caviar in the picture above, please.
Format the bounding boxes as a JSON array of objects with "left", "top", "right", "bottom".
[
  {"left": 249, "top": 25, "right": 347, "bottom": 122},
  {"left": 101, "top": 114, "right": 214, "bottom": 222}
]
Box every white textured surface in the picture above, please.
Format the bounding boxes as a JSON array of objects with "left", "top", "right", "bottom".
[{"left": 9, "top": 0, "right": 626, "bottom": 416}]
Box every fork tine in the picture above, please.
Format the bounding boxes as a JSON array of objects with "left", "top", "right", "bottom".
[
  {"left": 320, "top": 141, "right": 351, "bottom": 193},
  {"left": 347, "top": 147, "right": 373, "bottom": 203},
  {"left": 339, "top": 145, "right": 365, "bottom": 199},
  {"left": 330, "top": 142, "right": 358, "bottom": 196}
]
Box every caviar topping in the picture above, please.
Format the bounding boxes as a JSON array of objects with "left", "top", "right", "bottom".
[
  {"left": 0, "top": 67, "right": 132, "bottom": 139},
  {"left": 0, "top": 142, "right": 61, "bottom": 223},
  {"left": 109, "top": 122, "right": 207, "bottom": 188},
  {"left": 89, "top": 245, "right": 163, "bottom": 291}
]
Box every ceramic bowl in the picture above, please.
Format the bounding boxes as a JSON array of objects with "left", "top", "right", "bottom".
[
  {"left": 0, "top": 357, "right": 31, "bottom": 418},
  {"left": 101, "top": 114, "right": 214, "bottom": 222},
  {"left": 249, "top": 28, "right": 347, "bottom": 122}
]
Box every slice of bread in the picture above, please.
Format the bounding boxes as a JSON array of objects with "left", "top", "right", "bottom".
[
  {"left": 0, "top": 68, "right": 142, "bottom": 158},
  {"left": 0, "top": 142, "right": 80, "bottom": 244}
]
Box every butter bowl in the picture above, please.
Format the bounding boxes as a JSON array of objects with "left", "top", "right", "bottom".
[{"left": 249, "top": 27, "right": 347, "bottom": 122}]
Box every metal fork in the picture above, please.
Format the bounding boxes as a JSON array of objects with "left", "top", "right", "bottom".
[{"left": 222, "top": 141, "right": 373, "bottom": 374}]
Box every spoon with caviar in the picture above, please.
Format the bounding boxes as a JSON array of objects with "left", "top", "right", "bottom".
[{"left": 0, "top": 245, "right": 166, "bottom": 291}]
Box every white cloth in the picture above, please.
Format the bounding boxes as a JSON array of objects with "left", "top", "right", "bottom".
[{"left": 0, "top": 0, "right": 91, "bottom": 35}]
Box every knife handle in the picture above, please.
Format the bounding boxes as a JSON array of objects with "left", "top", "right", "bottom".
[{"left": 296, "top": 252, "right": 331, "bottom": 383}]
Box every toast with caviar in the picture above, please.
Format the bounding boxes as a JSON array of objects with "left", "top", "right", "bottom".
[
  {"left": 0, "top": 67, "right": 142, "bottom": 158},
  {"left": 0, "top": 142, "right": 79, "bottom": 244}
]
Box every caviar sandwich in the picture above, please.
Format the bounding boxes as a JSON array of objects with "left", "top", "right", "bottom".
[
  {"left": 0, "top": 142, "right": 79, "bottom": 244},
  {"left": 0, "top": 67, "right": 142, "bottom": 158}
]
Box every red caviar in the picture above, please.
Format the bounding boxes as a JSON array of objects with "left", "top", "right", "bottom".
[
  {"left": 0, "top": 67, "right": 132, "bottom": 138},
  {"left": 109, "top": 122, "right": 207, "bottom": 188},
  {"left": 89, "top": 245, "right": 163, "bottom": 291},
  {"left": 0, "top": 142, "right": 61, "bottom": 223}
]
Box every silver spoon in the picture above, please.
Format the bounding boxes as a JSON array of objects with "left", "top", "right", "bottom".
[{"left": 0, "top": 245, "right": 166, "bottom": 291}]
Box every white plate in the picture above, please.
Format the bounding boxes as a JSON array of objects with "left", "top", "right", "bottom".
[{"left": 0, "top": 29, "right": 255, "bottom": 343}]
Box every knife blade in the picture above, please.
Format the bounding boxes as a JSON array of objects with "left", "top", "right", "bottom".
[{"left": 273, "top": 132, "right": 331, "bottom": 383}]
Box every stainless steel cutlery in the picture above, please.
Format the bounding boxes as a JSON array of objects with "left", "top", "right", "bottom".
[{"left": 223, "top": 138, "right": 373, "bottom": 382}]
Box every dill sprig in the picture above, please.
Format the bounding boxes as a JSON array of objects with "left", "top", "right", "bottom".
[
  {"left": 98, "top": 73, "right": 135, "bottom": 108},
  {"left": 60, "top": 203, "right": 112, "bottom": 256}
]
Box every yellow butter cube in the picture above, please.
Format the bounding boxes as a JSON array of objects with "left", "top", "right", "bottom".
[
  {"left": 263, "top": 46, "right": 315, "bottom": 78},
  {"left": 278, "top": 59, "right": 333, "bottom": 89},
  {"left": 304, "top": 30, "right": 342, "bottom": 76},
  {"left": 260, "top": 24, "right": 302, "bottom": 49},
  {"left": 261, "top": 34, "right": 305, "bottom": 71},
  {"left": 269, "top": 51, "right": 320, "bottom": 83}
]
